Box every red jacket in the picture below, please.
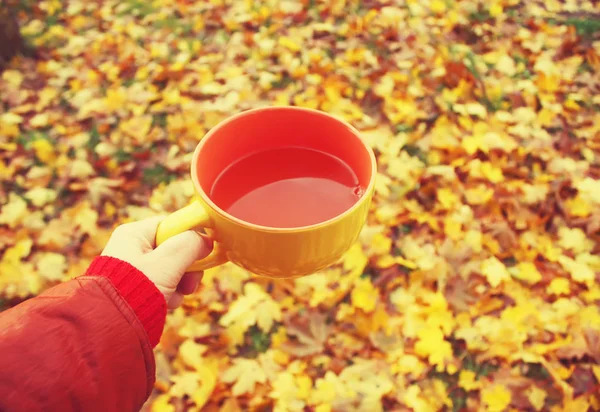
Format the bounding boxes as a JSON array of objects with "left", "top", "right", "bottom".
[{"left": 0, "top": 256, "right": 167, "bottom": 412}]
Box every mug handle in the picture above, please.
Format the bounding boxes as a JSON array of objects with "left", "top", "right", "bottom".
[{"left": 156, "top": 200, "right": 228, "bottom": 272}]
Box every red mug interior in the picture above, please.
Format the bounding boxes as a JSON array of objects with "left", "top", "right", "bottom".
[{"left": 193, "top": 107, "right": 374, "bottom": 228}]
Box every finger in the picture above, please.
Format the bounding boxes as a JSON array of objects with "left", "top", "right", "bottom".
[
  {"left": 151, "top": 231, "right": 212, "bottom": 277},
  {"left": 116, "top": 216, "right": 165, "bottom": 246},
  {"left": 167, "top": 292, "right": 184, "bottom": 309},
  {"left": 177, "top": 271, "right": 203, "bottom": 295},
  {"left": 102, "top": 216, "right": 166, "bottom": 257}
]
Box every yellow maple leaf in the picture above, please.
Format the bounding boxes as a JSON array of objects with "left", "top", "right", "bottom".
[
  {"left": 579, "top": 253, "right": 600, "bottom": 271},
  {"left": 394, "top": 354, "right": 427, "bottom": 377},
  {"left": 336, "top": 361, "right": 393, "bottom": 404},
  {"left": 0, "top": 123, "right": 20, "bottom": 139},
  {"left": 521, "top": 184, "right": 549, "bottom": 205},
  {"left": 2, "top": 70, "right": 23, "bottom": 87},
  {"left": 78, "top": 98, "right": 106, "bottom": 118},
  {"left": 561, "top": 395, "right": 590, "bottom": 411},
  {"left": 0, "top": 157, "right": 16, "bottom": 176},
  {"left": 69, "top": 202, "right": 99, "bottom": 234},
  {"left": 24, "top": 187, "right": 58, "bottom": 207},
  {"left": 490, "top": 2, "right": 503, "bottom": 17},
  {"left": 310, "top": 372, "right": 351, "bottom": 405},
  {"left": 297, "top": 374, "right": 314, "bottom": 399},
  {"left": 437, "top": 188, "right": 459, "bottom": 210},
  {"left": 510, "top": 262, "right": 542, "bottom": 284},
  {"left": 36, "top": 252, "right": 67, "bottom": 281},
  {"left": 30, "top": 113, "right": 50, "bottom": 128},
  {"left": 465, "top": 230, "right": 483, "bottom": 252},
  {"left": 375, "top": 202, "right": 402, "bottom": 224},
  {"left": 386, "top": 151, "right": 425, "bottom": 184},
  {"left": 558, "top": 227, "right": 594, "bottom": 254},
  {"left": 458, "top": 370, "right": 481, "bottom": 391},
  {"left": 270, "top": 371, "right": 308, "bottom": 410},
  {"left": 430, "top": 0, "right": 446, "bottom": 14},
  {"left": 169, "top": 358, "right": 217, "bottom": 408},
  {"left": 593, "top": 365, "right": 600, "bottom": 384},
  {"left": 361, "top": 126, "right": 398, "bottom": 154},
  {"left": 383, "top": 255, "right": 418, "bottom": 270},
  {"left": 421, "top": 293, "right": 455, "bottom": 336},
  {"left": 343, "top": 243, "right": 368, "bottom": 277},
  {"left": 169, "top": 373, "right": 199, "bottom": 399},
  {"left": 0, "top": 112, "right": 23, "bottom": 124},
  {"left": 151, "top": 394, "right": 174, "bottom": 412},
  {"left": 576, "top": 177, "right": 600, "bottom": 204},
  {"left": 546, "top": 278, "right": 570, "bottom": 296},
  {"left": 419, "top": 379, "right": 452, "bottom": 410},
  {"left": 495, "top": 54, "right": 516, "bottom": 76},
  {"left": 558, "top": 254, "right": 595, "bottom": 284},
  {"left": 444, "top": 217, "right": 462, "bottom": 240},
  {"left": 105, "top": 87, "right": 128, "bottom": 112},
  {"left": 461, "top": 134, "right": 481, "bottom": 155},
  {"left": 465, "top": 185, "right": 494, "bottom": 205},
  {"left": 526, "top": 386, "right": 546, "bottom": 411},
  {"left": 481, "top": 384, "right": 511, "bottom": 412},
  {"left": 30, "top": 139, "right": 56, "bottom": 163},
  {"left": 480, "top": 162, "right": 504, "bottom": 183},
  {"left": 2, "top": 238, "right": 33, "bottom": 264},
  {"left": 278, "top": 36, "right": 301, "bottom": 52},
  {"left": 403, "top": 384, "right": 437, "bottom": 412},
  {"left": 178, "top": 339, "right": 208, "bottom": 369},
  {"left": 222, "top": 358, "right": 267, "bottom": 396},
  {"left": 369, "top": 232, "right": 392, "bottom": 256},
  {"left": 219, "top": 283, "right": 282, "bottom": 345},
  {"left": 0, "top": 194, "right": 28, "bottom": 228},
  {"left": 351, "top": 278, "right": 378, "bottom": 313},
  {"left": 564, "top": 195, "right": 592, "bottom": 217},
  {"left": 194, "top": 358, "right": 218, "bottom": 408},
  {"left": 293, "top": 271, "right": 338, "bottom": 308},
  {"left": 400, "top": 240, "right": 437, "bottom": 271},
  {"left": 481, "top": 257, "right": 510, "bottom": 288},
  {"left": 36, "top": 87, "right": 58, "bottom": 110},
  {"left": 67, "top": 159, "right": 95, "bottom": 179},
  {"left": 459, "top": 102, "right": 487, "bottom": 118},
  {"left": 374, "top": 172, "right": 392, "bottom": 197},
  {"left": 414, "top": 325, "right": 452, "bottom": 367},
  {"left": 120, "top": 115, "right": 153, "bottom": 143},
  {"left": 536, "top": 235, "right": 561, "bottom": 262}
]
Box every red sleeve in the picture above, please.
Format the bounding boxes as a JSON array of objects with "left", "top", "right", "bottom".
[{"left": 0, "top": 257, "right": 166, "bottom": 412}]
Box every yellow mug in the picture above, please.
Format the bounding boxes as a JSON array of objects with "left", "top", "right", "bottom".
[{"left": 156, "top": 107, "right": 376, "bottom": 278}]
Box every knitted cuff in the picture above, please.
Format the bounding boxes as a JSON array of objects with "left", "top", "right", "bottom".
[{"left": 85, "top": 256, "right": 166, "bottom": 347}]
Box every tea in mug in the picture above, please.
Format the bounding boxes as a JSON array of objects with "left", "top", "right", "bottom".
[{"left": 210, "top": 147, "right": 364, "bottom": 228}]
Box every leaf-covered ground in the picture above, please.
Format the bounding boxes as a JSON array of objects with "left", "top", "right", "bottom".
[{"left": 1, "top": 0, "right": 600, "bottom": 411}]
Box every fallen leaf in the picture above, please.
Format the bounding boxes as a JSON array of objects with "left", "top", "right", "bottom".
[
  {"left": 481, "top": 257, "right": 510, "bottom": 288},
  {"left": 481, "top": 384, "right": 512, "bottom": 412},
  {"left": 36, "top": 253, "right": 67, "bottom": 281},
  {"left": 281, "top": 312, "right": 330, "bottom": 357},
  {"left": 0, "top": 194, "right": 28, "bottom": 229},
  {"left": 222, "top": 358, "right": 267, "bottom": 396},
  {"left": 351, "top": 278, "right": 378, "bottom": 313}
]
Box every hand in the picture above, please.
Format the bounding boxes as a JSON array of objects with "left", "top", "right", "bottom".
[{"left": 101, "top": 216, "right": 212, "bottom": 309}]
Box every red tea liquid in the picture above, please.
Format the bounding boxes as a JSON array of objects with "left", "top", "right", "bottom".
[{"left": 210, "top": 147, "right": 363, "bottom": 228}]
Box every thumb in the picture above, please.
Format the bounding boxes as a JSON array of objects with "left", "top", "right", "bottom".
[{"left": 151, "top": 231, "right": 212, "bottom": 277}]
